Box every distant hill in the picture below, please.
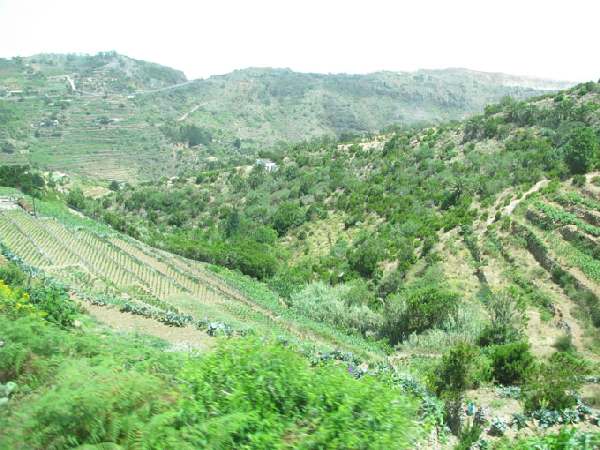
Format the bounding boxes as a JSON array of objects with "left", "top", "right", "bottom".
[{"left": 0, "top": 52, "right": 575, "bottom": 180}]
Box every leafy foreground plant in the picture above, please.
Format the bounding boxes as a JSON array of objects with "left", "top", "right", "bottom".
[{"left": 0, "top": 274, "right": 423, "bottom": 449}]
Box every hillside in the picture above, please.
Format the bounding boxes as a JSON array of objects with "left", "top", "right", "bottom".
[
  {"left": 64, "top": 80, "right": 600, "bottom": 444},
  {"left": 0, "top": 52, "right": 571, "bottom": 181},
  {"left": 2, "top": 58, "right": 600, "bottom": 446}
]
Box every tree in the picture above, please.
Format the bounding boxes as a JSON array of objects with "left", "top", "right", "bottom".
[
  {"left": 348, "top": 236, "right": 386, "bottom": 278},
  {"left": 433, "top": 342, "right": 482, "bottom": 434},
  {"left": 223, "top": 209, "right": 240, "bottom": 237},
  {"left": 563, "top": 127, "right": 599, "bottom": 174},
  {"left": 66, "top": 188, "right": 86, "bottom": 211},
  {"left": 383, "top": 283, "right": 459, "bottom": 344},
  {"left": 180, "top": 125, "right": 212, "bottom": 147},
  {"left": 271, "top": 202, "right": 304, "bottom": 236}
]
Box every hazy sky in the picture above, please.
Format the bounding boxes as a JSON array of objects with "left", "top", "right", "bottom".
[{"left": 0, "top": 0, "right": 597, "bottom": 81}]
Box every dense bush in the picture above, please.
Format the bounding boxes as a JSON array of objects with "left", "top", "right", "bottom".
[
  {"left": 271, "top": 202, "right": 305, "bottom": 236},
  {"left": 289, "top": 282, "right": 382, "bottom": 336},
  {"left": 523, "top": 352, "right": 589, "bottom": 412},
  {"left": 178, "top": 339, "right": 419, "bottom": 448},
  {"left": 432, "top": 342, "right": 488, "bottom": 397},
  {"left": 487, "top": 341, "right": 534, "bottom": 385},
  {"left": 66, "top": 187, "right": 86, "bottom": 211},
  {"left": 383, "top": 283, "right": 459, "bottom": 345},
  {"left": 563, "top": 127, "right": 599, "bottom": 174}
]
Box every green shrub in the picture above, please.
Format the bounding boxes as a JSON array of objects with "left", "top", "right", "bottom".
[
  {"left": 553, "top": 334, "right": 576, "bottom": 353},
  {"left": 271, "top": 202, "right": 305, "bottom": 235},
  {"left": 383, "top": 283, "right": 459, "bottom": 344},
  {"left": 572, "top": 174, "right": 586, "bottom": 187},
  {"left": 289, "top": 282, "right": 382, "bottom": 336},
  {"left": 455, "top": 424, "right": 483, "bottom": 450},
  {"left": 479, "top": 291, "right": 524, "bottom": 346},
  {"left": 28, "top": 284, "right": 79, "bottom": 328},
  {"left": 432, "top": 342, "right": 483, "bottom": 397},
  {"left": 488, "top": 342, "right": 534, "bottom": 385},
  {"left": 498, "top": 427, "right": 600, "bottom": 449},
  {"left": 0, "top": 263, "right": 26, "bottom": 286},
  {"left": 523, "top": 352, "right": 589, "bottom": 412},
  {"left": 178, "top": 338, "right": 419, "bottom": 448},
  {"left": 432, "top": 342, "right": 488, "bottom": 434},
  {"left": 563, "top": 127, "right": 599, "bottom": 175}
]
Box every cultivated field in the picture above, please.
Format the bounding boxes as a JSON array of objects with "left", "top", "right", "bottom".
[{"left": 0, "top": 204, "right": 381, "bottom": 357}]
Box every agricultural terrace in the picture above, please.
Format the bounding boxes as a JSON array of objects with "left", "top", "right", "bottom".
[{"left": 0, "top": 201, "right": 384, "bottom": 359}]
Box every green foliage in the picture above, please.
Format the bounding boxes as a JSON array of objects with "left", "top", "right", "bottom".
[
  {"left": 554, "top": 334, "right": 576, "bottom": 353},
  {"left": 178, "top": 338, "right": 419, "bottom": 449},
  {"left": 478, "top": 291, "right": 524, "bottom": 346},
  {"left": 383, "top": 282, "right": 459, "bottom": 345},
  {"left": 348, "top": 235, "right": 387, "bottom": 278},
  {"left": 455, "top": 424, "right": 483, "bottom": 450},
  {"left": 289, "top": 282, "right": 381, "bottom": 336},
  {"left": 178, "top": 124, "right": 213, "bottom": 147},
  {"left": 66, "top": 187, "right": 86, "bottom": 211},
  {"left": 0, "top": 289, "right": 421, "bottom": 449},
  {"left": 523, "top": 352, "right": 589, "bottom": 412},
  {"left": 563, "top": 127, "right": 599, "bottom": 174},
  {"left": 17, "top": 360, "right": 168, "bottom": 448},
  {"left": 499, "top": 428, "right": 600, "bottom": 450},
  {"left": 0, "top": 165, "right": 45, "bottom": 196},
  {"left": 487, "top": 341, "right": 534, "bottom": 385},
  {"left": 27, "top": 283, "right": 79, "bottom": 328},
  {"left": 572, "top": 174, "right": 586, "bottom": 187},
  {"left": 271, "top": 202, "right": 305, "bottom": 236},
  {"left": 433, "top": 342, "right": 483, "bottom": 397}
]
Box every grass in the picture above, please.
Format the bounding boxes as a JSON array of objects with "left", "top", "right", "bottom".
[{"left": 0, "top": 290, "right": 424, "bottom": 449}]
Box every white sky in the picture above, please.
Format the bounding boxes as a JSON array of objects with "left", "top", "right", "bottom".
[{"left": 0, "top": 0, "right": 597, "bottom": 81}]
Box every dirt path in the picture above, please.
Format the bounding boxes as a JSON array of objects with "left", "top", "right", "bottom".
[
  {"left": 80, "top": 301, "right": 214, "bottom": 351},
  {"left": 177, "top": 104, "right": 202, "bottom": 122},
  {"left": 486, "top": 179, "right": 548, "bottom": 227}
]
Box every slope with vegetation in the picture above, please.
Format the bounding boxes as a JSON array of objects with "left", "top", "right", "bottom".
[
  {"left": 68, "top": 80, "right": 600, "bottom": 445},
  {"left": 0, "top": 55, "right": 599, "bottom": 447},
  {"left": 0, "top": 260, "right": 427, "bottom": 448},
  {"left": 0, "top": 52, "right": 569, "bottom": 180}
]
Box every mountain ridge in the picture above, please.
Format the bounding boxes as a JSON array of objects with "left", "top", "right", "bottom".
[{"left": 0, "top": 51, "right": 579, "bottom": 181}]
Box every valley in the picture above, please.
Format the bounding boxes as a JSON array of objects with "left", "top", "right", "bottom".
[{"left": 0, "top": 51, "right": 599, "bottom": 449}]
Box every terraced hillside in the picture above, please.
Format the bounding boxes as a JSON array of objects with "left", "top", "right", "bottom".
[
  {"left": 0, "top": 200, "right": 381, "bottom": 358},
  {"left": 0, "top": 53, "right": 571, "bottom": 181}
]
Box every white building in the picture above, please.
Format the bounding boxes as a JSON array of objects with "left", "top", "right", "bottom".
[{"left": 255, "top": 158, "right": 278, "bottom": 173}]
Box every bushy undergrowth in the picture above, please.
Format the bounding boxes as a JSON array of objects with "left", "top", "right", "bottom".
[
  {"left": 0, "top": 268, "right": 422, "bottom": 449},
  {"left": 289, "top": 281, "right": 382, "bottom": 337},
  {"left": 487, "top": 341, "right": 534, "bottom": 385},
  {"left": 177, "top": 339, "right": 419, "bottom": 449},
  {"left": 523, "top": 352, "right": 590, "bottom": 412},
  {"left": 492, "top": 427, "right": 600, "bottom": 449}
]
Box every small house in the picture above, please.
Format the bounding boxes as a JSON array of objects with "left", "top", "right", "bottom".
[{"left": 255, "top": 158, "right": 278, "bottom": 173}]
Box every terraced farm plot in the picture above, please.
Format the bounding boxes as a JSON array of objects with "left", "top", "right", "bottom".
[
  {"left": 0, "top": 207, "right": 380, "bottom": 357},
  {"left": 0, "top": 208, "right": 253, "bottom": 319}
]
